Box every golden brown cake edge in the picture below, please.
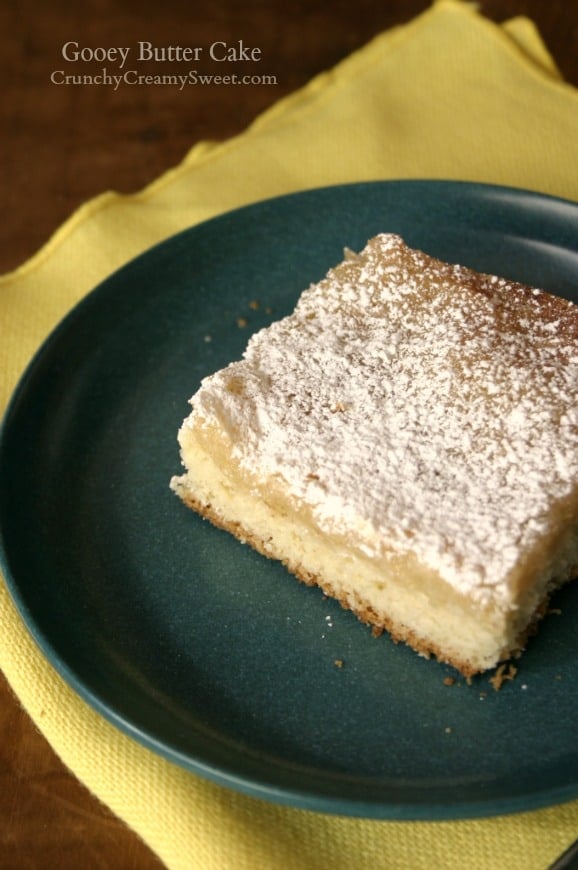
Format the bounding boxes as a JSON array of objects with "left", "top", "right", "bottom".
[{"left": 174, "top": 487, "right": 560, "bottom": 679}]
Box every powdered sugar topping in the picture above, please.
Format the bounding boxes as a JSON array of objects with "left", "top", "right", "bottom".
[{"left": 189, "top": 234, "right": 578, "bottom": 605}]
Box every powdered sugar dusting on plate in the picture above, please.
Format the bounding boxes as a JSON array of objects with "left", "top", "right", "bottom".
[{"left": 190, "top": 234, "right": 578, "bottom": 605}]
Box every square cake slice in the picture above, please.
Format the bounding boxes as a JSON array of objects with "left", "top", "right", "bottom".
[{"left": 170, "top": 234, "right": 578, "bottom": 676}]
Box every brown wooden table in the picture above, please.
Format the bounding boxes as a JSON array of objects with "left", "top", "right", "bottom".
[{"left": 1, "top": 1, "right": 577, "bottom": 866}]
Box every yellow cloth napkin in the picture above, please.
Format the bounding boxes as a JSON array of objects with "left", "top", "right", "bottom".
[{"left": 2, "top": 2, "right": 578, "bottom": 867}]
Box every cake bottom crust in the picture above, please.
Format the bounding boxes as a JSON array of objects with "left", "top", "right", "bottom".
[
  {"left": 175, "top": 486, "right": 555, "bottom": 678},
  {"left": 170, "top": 423, "right": 578, "bottom": 678}
]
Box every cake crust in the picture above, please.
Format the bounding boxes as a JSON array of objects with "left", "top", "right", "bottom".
[{"left": 175, "top": 486, "right": 484, "bottom": 673}]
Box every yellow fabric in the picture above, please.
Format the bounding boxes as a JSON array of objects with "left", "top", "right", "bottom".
[{"left": 2, "top": 1, "right": 578, "bottom": 867}]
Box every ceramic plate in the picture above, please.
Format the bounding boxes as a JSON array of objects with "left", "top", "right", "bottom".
[{"left": 2, "top": 181, "right": 578, "bottom": 819}]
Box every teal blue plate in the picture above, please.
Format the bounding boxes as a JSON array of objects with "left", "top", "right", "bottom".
[{"left": 2, "top": 181, "right": 578, "bottom": 820}]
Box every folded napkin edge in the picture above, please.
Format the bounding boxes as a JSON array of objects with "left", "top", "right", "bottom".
[{"left": 2, "top": 0, "right": 573, "bottom": 292}]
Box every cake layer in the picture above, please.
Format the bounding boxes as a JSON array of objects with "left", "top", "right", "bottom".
[
  {"left": 171, "top": 234, "right": 578, "bottom": 675},
  {"left": 172, "top": 420, "right": 578, "bottom": 675}
]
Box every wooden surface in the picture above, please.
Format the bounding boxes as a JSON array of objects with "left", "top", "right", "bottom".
[{"left": 1, "top": 1, "right": 577, "bottom": 866}]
